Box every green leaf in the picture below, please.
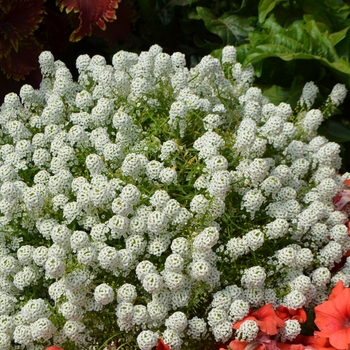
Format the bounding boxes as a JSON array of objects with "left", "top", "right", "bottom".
[
  {"left": 319, "top": 120, "right": 350, "bottom": 142},
  {"left": 258, "top": 0, "right": 278, "bottom": 23},
  {"left": 301, "top": 0, "right": 350, "bottom": 32},
  {"left": 196, "top": 7, "right": 254, "bottom": 45},
  {"left": 137, "top": 0, "right": 156, "bottom": 19},
  {"left": 329, "top": 26, "right": 350, "bottom": 47},
  {"left": 168, "top": 0, "right": 200, "bottom": 5},
  {"left": 236, "top": 43, "right": 251, "bottom": 63},
  {"left": 262, "top": 75, "right": 304, "bottom": 107},
  {"left": 303, "top": 14, "right": 330, "bottom": 34},
  {"left": 244, "top": 17, "right": 350, "bottom": 86},
  {"left": 336, "top": 27, "right": 350, "bottom": 58},
  {"left": 193, "top": 35, "right": 220, "bottom": 51}
]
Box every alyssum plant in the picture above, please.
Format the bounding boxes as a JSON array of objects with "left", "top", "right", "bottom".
[{"left": 0, "top": 45, "right": 348, "bottom": 350}]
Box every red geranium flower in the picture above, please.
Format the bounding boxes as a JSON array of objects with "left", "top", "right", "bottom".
[
  {"left": 276, "top": 306, "right": 307, "bottom": 324},
  {"left": 234, "top": 304, "right": 285, "bottom": 336},
  {"left": 276, "top": 335, "right": 336, "bottom": 350},
  {"left": 224, "top": 334, "right": 280, "bottom": 350},
  {"left": 314, "top": 281, "right": 350, "bottom": 349},
  {"left": 156, "top": 339, "right": 170, "bottom": 350}
]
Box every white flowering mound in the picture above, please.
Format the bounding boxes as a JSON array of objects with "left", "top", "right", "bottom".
[{"left": 0, "top": 45, "right": 349, "bottom": 350}]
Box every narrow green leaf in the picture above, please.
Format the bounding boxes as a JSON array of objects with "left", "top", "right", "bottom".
[
  {"left": 329, "top": 27, "right": 350, "bottom": 47},
  {"left": 196, "top": 7, "right": 254, "bottom": 45},
  {"left": 258, "top": 0, "right": 277, "bottom": 23}
]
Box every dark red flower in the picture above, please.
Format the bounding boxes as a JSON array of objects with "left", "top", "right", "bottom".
[
  {"left": 56, "top": 0, "right": 121, "bottom": 41},
  {"left": 156, "top": 339, "right": 170, "bottom": 350},
  {"left": 0, "top": 0, "right": 44, "bottom": 79}
]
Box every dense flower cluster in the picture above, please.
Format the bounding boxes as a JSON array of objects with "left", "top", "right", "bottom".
[{"left": 0, "top": 45, "right": 348, "bottom": 349}]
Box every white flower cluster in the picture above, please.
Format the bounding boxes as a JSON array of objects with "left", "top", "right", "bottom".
[{"left": 0, "top": 44, "right": 348, "bottom": 350}]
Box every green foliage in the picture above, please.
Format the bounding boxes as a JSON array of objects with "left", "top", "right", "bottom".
[
  {"left": 244, "top": 17, "right": 350, "bottom": 86},
  {"left": 195, "top": 7, "right": 254, "bottom": 45},
  {"left": 183, "top": 0, "right": 350, "bottom": 171}
]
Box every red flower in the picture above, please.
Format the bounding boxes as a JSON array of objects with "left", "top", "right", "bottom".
[
  {"left": 224, "top": 334, "right": 280, "bottom": 350},
  {"left": 277, "top": 335, "right": 336, "bottom": 350},
  {"left": 156, "top": 339, "right": 170, "bottom": 350},
  {"left": 333, "top": 189, "right": 350, "bottom": 211},
  {"left": 46, "top": 346, "right": 63, "bottom": 350},
  {"left": 233, "top": 304, "right": 285, "bottom": 336},
  {"left": 224, "top": 339, "right": 248, "bottom": 350},
  {"left": 276, "top": 306, "right": 307, "bottom": 324},
  {"left": 0, "top": 0, "right": 44, "bottom": 79},
  {"left": 314, "top": 281, "right": 350, "bottom": 349},
  {"left": 56, "top": 0, "right": 121, "bottom": 41}
]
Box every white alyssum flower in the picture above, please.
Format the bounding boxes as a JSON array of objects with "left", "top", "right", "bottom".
[{"left": 0, "top": 44, "right": 347, "bottom": 350}]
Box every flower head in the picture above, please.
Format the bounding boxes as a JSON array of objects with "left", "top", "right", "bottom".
[
  {"left": 314, "top": 281, "right": 350, "bottom": 349},
  {"left": 276, "top": 306, "right": 307, "bottom": 324},
  {"left": 234, "top": 304, "right": 285, "bottom": 336}
]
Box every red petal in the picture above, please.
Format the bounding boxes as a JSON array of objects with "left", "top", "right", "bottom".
[
  {"left": 329, "top": 327, "right": 350, "bottom": 349},
  {"left": 227, "top": 340, "right": 249, "bottom": 350},
  {"left": 314, "top": 308, "right": 346, "bottom": 336},
  {"left": 333, "top": 190, "right": 350, "bottom": 210},
  {"left": 276, "top": 306, "right": 290, "bottom": 321},
  {"left": 344, "top": 179, "right": 350, "bottom": 187},
  {"left": 0, "top": 36, "right": 41, "bottom": 80},
  {"left": 314, "top": 288, "right": 350, "bottom": 338},
  {"left": 0, "top": 0, "right": 45, "bottom": 51},
  {"left": 92, "top": 1, "right": 136, "bottom": 43},
  {"left": 46, "top": 347, "right": 63, "bottom": 350},
  {"left": 233, "top": 316, "right": 256, "bottom": 330},
  {"left": 56, "top": 0, "right": 120, "bottom": 41},
  {"left": 156, "top": 339, "right": 170, "bottom": 350},
  {"left": 329, "top": 280, "right": 345, "bottom": 301},
  {"left": 332, "top": 288, "right": 350, "bottom": 323},
  {"left": 253, "top": 304, "right": 284, "bottom": 335},
  {"left": 275, "top": 306, "right": 307, "bottom": 323},
  {"left": 290, "top": 308, "right": 307, "bottom": 323}
]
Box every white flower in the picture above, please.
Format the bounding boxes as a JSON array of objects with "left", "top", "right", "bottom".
[
  {"left": 137, "top": 330, "right": 158, "bottom": 350},
  {"left": 94, "top": 283, "right": 115, "bottom": 305},
  {"left": 329, "top": 83, "right": 347, "bottom": 106},
  {"left": 299, "top": 81, "right": 319, "bottom": 109},
  {"left": 31, "top": 317, "right": 56, "bottom": 341},
  {"left": 236, "top": 320, "right": 259, "bottom": 342}
]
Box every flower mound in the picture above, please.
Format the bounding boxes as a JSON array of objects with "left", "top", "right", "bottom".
[{"left": 0, "top": 45, "right": 349, "bottom": 350}]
